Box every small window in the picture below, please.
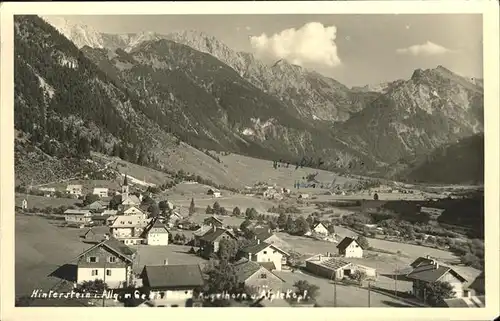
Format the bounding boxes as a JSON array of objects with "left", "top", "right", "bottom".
[
  {"left": 260, "top": 274, "right": 267, "bottom": 279},
  {"left": 92, "top": 269, "right": 99, "bottom": 276},
  {"left": 263, "top": 251, "right": 267, "bottom": 254},
  {"left": 106, "top": 269, "right": 112, "bottom": 276},
  {"left": 108, "top": 256, "right": 116, "bottom": 263},
  {"left": 89, "top": 256, "right": 98, "bottom": 263}
]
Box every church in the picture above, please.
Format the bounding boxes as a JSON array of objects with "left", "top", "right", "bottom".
[{"left": 111, "top": 175, "right": 141, "bottom": 211}]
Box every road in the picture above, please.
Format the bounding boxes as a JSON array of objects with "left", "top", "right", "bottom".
[{"left": 274, "top": 270, "right": 417, "bottom": 308}]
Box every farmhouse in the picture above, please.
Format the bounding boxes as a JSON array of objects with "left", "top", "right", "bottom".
[
  {"left": 74, "top": 236, "right": 136, "bottom": 288},
  {"left": 253, "top": 228, "right": 290, "bottom": 250},
  {"left": 109, "top": 214, "right": 150, "bottom": 245},
  {"left": 81, "top": 226, "right": 110, "bottom": 243},
  {"left": 64, "top": 209, "right": 92, "bottom": 225},
  {"left": 336, "top": 237, "right": 364, "bottom": 258},
  {"left": 406, "top": 257, "right": 468, "bottom": 300},
  {"left": 141, "top": 264, "right": 205, "bottom": 307},
  {"left": 144, "top": 219, "right": 169, "bottom": 246},
  {"left": 204, "top": 215, "right": 224, "bottom": 228},
  {"left": 312, "top": 222, "right": 329, "bottom": 236},
  {"left": 87, "top": 200, "right": 108, "bottom": 212},
  {"left": 233, "top": 259, "right": 285, "bottom": 294},
  {"left": 239, "top": 240, "right": 289, "bottom": 271},
  {"left": 167, "top": 211, "right": 183, "bottom": 226},
  {"left": 66, "top": 184, "right": 83, "bottom": 197},
  {"left": 198, "top": 227, "right": 237, "bottom": 259},
  {"left": 93, "top": 187, "right": 109, "bottom": 198},
  {"left": 207, "top": 188, "right": 221, "bottom": 198},
  {"left": 91, "top": 215, "right": 110, "bottom": 226}
]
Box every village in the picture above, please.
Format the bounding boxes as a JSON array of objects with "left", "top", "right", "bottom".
[{"left": 15, "top": 163, "right": 485, "bottom": 308}]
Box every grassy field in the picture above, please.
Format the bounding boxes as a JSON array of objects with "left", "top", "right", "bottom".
[
  {"left": 15, "top": 193, "right": 81, "bottom": 209},
  {"left": 274, "top": 270, "right": 415, "bottom": 307},
  {"left": 15, "top": 214, "right": 90, "bottom": 296}
]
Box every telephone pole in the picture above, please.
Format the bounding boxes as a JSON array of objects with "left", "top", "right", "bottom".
[
  {"left": 395, "top": 264, "right": 398, "bottom": 297},
  {"left": 367, "top": 280, "right": 371, "bottom": 307},
  {"left": 331, "top": 270, "right": 337, "bottom": 307},
  {"left": 102, "top": 260, "right": 106, "bottom": 307}
]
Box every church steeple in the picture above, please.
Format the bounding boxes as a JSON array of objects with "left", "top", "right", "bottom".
[{"left": 122, "top": 174, "right": 129, "bottom": 199}]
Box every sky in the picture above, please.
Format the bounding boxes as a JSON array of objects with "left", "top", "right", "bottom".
[{"left": 49, "top": 14, "right": 483, "bottom": 87}]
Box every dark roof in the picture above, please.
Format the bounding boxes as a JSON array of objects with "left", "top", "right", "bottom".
[
  {"left": 254, "top": 229, "right": 273, "bottom": 241},
  {"left": 468, "top": 272, "right": 485, "bottom": 294},
  {"left": 199, "top": 228, "right": 235, "bottom": 242},
  {"left": 142, "top": 264, "right": 204, "bottom": 289},
  {"left": 336, "top": 237, "right": 359, "bottom": 250},
  {"left": 210, "top": 216, "right": 223, "bottom": 224},
  {"left": 233, "top": 259, "right": 262, "bottom": 282},
  {"left": 103, "top": 237, "right": 136, "bottom": 257},
  {"left": 313, "top": 222, "right": 327, "bottom": 229},
  {"left": 258, "top": 262, "right": 276, "bottom": 271},
  {"left": 410, "top": 256, "right": 436, "bottom": 268},
  {"left": 406, "top": 264, "right": 467, "bottom": 283},
  {"left": 240, "top": 241, "right": 288, "bottom": 256}
]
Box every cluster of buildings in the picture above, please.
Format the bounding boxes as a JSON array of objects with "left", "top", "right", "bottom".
[{"left": 68, "top": 175, "right": 178, "bottom": 246}]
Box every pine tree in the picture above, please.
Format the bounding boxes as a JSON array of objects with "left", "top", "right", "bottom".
[{"left": 189, "top": 198, "right": 196, "bottom": 216}]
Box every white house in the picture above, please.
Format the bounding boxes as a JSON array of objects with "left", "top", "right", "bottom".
[
  {"left": 141, "top": 264, "right": 205, "bottom": 307},
  {"left": 312, "top": 222, "right": 329, "bottom": 236},
  {"left": 109, "top": 214, "right": 150, "bottom": 245},
  {"left": 145, "top": 220, "right": 169, "bottom": 246},
  {"left": 64, "top": 209, "right": 92, "bottom": 225},
  {"left": 207, "top": 188, "right": 221, "bottom": 198},
  {"left": 239, "top": 240, "right": 289, "bottom": 271},
  {"left": 93, "top": 187, "right": 109, "bottom": 198},
  {"left": 74, "top": 236, "right": 136, "bottom": 289},
  {"left": 336, "top": 237, "right": 364, "bottom": 258},
  {"left": 66, "top": 184, "right": 83, "bottom": 197}
]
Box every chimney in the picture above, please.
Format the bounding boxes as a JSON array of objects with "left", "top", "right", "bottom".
[
  {"left": 257, "top": 239, "right": 260, "bottom": 245},
  {"left": 248, "top": 253, "right": 252, "bottom": 260},
  {"left": 268, "top": 228, "right": 271, "bottom": 233},
  {"left": 318, "top": 254, "right": 322, "bottom": 261},
  {"left": 163, "top": 259, "right": 168, "bottom": 265},
  {"left": 435, "top": 262, "right": 439, "bottom": 269},
  {"left": 426, "top": 255, "right": 430, "bottom": 259}
]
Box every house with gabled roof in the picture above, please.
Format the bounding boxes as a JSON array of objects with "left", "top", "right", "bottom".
[
  {"left": 66, "top": 184, "right": 83, "bottom": 197},
  {"left": 233, "top": 258, "right": 285, "bottom": 294},
  {"left": 64, "top": 209, "right": 92, "bottom": 225},
  {"left": 253, "top": 228, "right": 290, "bottom": 250},
  {"left": 122, "top": 206, "right": 146, "bottom": 218},
  {"left": 336, "top": 237, "right": 363, "bottom": 258},
  {"left": 204, "top": 215, "right": 224, "bottom": 228},
  {"left": 74, "top": 236, "right": 136, "bottom": 288},
  {"left": 87, "top": 200, "right": 108, "bottom": 212},
  {"left": 239, "top": 240, "right": 289, "bottom": 271},
  {"left": 198, "top": 227, "right": 237, "bottom": 259},
  {"left": 468, "top": 271, "right": 484, "bottom": 295},
  {"left": 109, "top": 214, "right": 150, "bottom": 245},
  {"left": 141, "top": 263, "right": 205, "bottom": 307},
  {"left": 93, "top": 187, "right": 109, "bottom": 198},
  {"left": 305, "top": 254, "right": 354, "bottom": 280},
  {"left": 405, "top": 256, "right": 468, "bottom": 301},
  {"left": 312, "top": 222, "right": 329, "bottom": 236},
  {"left": 144, "top": 219, "right": 169, "bottom": 246}
]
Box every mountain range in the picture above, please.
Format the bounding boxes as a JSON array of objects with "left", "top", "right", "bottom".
[{"left": 14, "top": 15, "right": 484, "bottom": 186}]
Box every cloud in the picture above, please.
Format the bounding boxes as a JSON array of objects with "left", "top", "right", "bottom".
[
  {"left": 249, "top": 22, "right": 341, "bottom": 67},
  {"left": 396, "top": 41, "right": 455, "bottom": 56}
]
